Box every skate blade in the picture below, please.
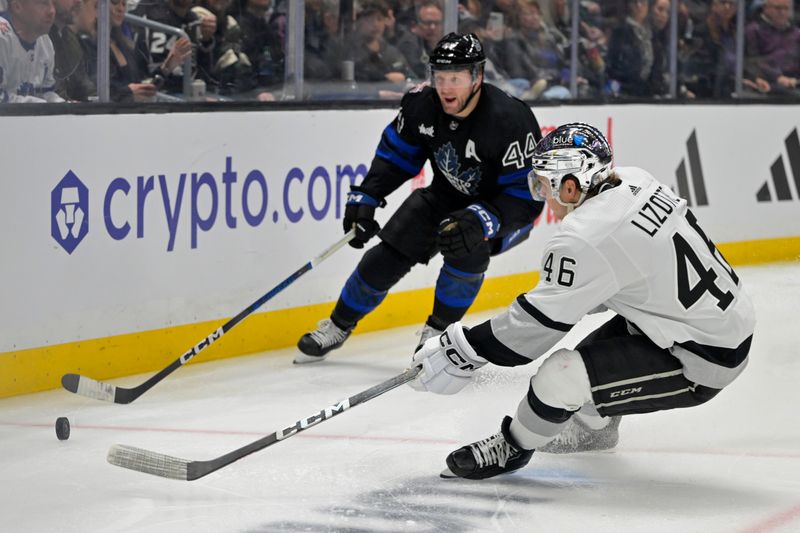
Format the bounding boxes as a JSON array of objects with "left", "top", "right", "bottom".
[
  {"left": 293, "top": 353, "right": 328, "bottom": 365},
  {"left": 440, "top": 467, "right": 459, "bottom": 479}
]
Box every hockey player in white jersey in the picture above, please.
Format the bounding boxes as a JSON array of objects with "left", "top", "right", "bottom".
[
  {"left": 409, "top": 122, "right": 756, "bottom": 480},
  {"left": 0, "top": 0, "right": 63, "bottom": 103}
]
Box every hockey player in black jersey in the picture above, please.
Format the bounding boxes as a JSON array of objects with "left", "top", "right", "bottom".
[
  {"left": 295, "top": 33, "right": 544, "bottom": 363},
  {"left": 409, "top": 123, "right": 755, "bottom": 480}
]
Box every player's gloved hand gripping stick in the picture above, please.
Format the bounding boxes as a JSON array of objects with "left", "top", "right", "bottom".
[
  {"left": 410, "top": 322, "right": 487, "bottom": 394},
  {"left": 343, "top": 186, "right": 386, "bottom": 248},
  {"left": 61, "top": 230, "right": 356, "bottom": 404}
]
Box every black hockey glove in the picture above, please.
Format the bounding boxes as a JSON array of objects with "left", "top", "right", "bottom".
[
  {"left": 437, "top": 203, "right": 501, "bottom": 258},
  {"left": 343, "top": 186, "right": 385, "bottom": 249}
]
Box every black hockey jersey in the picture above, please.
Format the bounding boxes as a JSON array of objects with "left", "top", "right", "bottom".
[
  {"left": 360, "top": 83, "right": 544, "bottom": 237},
  {"left": 131, "top": 1, "right": 212, "bottom": 93}
]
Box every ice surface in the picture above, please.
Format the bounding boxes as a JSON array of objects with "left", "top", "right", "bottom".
[{"left": 1, "top": 263, "right": 799, "bottom": 533}]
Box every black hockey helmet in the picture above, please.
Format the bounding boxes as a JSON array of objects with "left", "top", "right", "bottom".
[
  {"left": 528, "top": 123, "right": 613, "bottom": 208},
  {"left": 428, "top": 32, "right": 486, "bottom": 71}
]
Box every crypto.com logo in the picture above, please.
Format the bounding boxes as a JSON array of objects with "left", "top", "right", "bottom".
[{"left": 51, "top": 170, "right": 89, "bottom": 254}]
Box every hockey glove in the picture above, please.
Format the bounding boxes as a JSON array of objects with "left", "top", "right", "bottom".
[
  {"left": 436, "top": 203, "right": 500, "bottom": 258},
  {"left": 343, "top": 186, "right": 385, "bottom": 249},
  {"left": 409, "top": 322, "right": 487, "bottom": 395}
]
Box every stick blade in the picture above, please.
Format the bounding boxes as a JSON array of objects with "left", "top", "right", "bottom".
[
  {"left": 107, "top": 444, "right": 190, "bottom": 481},
  {"left": 61, "top": 373, "right": 118, "bottom": 402}
]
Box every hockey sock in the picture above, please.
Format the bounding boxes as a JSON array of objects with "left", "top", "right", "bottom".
[
  {"left": 431, "top": 263, "right": 485, "bottom": 324},
  {"left": 332, "top": 268, "right": 388, "bottom": 328}
]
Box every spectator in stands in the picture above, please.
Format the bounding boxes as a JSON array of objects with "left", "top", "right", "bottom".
[
  {"left": 606, "top": 0, "right": 667, "bottom": 97},
  {"left": 746, "top": 0, "right": 800, "bottom": 96},
  {"left": 76, "top": 0, "right": 158, "bottom": 102},
  {"left": 540, "top": 0, "right": 606, "bottom": 46},
  {"left": 131, "top": 0, "right": 211, "bottom": 95},
  {"left": 191, "top": 0, "right": 259, "bottom": 96},
  {"left": 49, "top": 0, "right": 93, "bottom": 100},
  {"left": 648, "top": 0, "right": 671, "bottom": 96},
  {"left": 237, "top": 0, "right": 284, "bottom": 90},
  {"left": 393, "top": 0, "right": 421, "bottom": 28},
  {"left": 502, "top": 0, "right": 566, "bottom": 98},
  {"left": 457, "top": 2, "right": 489, "bottom": 42},
  {"left": 346, "top": 0, "right": 410, "bottom": 83},
  {"left": 508, "top": 0, "right": 606, "bottom": 99},
  {"left": 394, "top": 0, "right": 444, "bottom": 79},
  {"left": 0, "top": 0, "right": 64, "bottom": 102},
  {"left": 685, "top": 0, "right": 740, "bottom": 98},
  {"left": 304, "top": 0, "right": 343, "bottom": 81}
]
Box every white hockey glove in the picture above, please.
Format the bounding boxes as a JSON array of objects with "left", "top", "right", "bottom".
[{"left": 409, "top": 322, "right": 487, "bottom": 395}]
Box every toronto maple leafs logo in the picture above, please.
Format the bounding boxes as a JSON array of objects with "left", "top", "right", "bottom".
[{"left": 434, "top": 142, "right": 482, "bottom": 195}]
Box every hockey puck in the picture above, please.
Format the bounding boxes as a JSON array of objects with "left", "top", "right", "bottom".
[{"left": 55, "top": 417, "right": 70, "bottom": 440}]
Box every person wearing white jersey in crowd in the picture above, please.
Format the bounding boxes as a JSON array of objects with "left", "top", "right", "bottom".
[
  {"left": 0, "top": 0, "right": 63, "bottom": 102},
  {"left": 410, "top": 122, "right": 756, "bottom": 480}
]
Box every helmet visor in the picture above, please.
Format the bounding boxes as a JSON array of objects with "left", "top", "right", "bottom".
[
  {"left": 527, "top": 171, "right": 552, "bottom": 202},
  {"left": 430, "top": 69, "right": 475, "bottom": 89}
]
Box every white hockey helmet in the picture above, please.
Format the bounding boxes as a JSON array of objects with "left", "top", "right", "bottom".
[{"left": 528, "top": 123, "right": 613, "bottom": 209}]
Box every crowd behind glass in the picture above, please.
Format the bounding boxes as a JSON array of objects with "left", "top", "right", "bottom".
[{"left": 1, "top": 0, "right": 798, "bottom": 104}]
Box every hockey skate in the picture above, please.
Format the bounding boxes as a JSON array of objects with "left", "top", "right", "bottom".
[
  {"left": 539, "top": 415, "right": 621, "bottom": 454},
  {"left": 414, "top": 323, "right": 443, "bottom": 353},
  {"left": 295, "top": 319, "right": 353, "bottom": 364},
  {"left": 441, "top": 416, "right": 534, "bottom": 480}
]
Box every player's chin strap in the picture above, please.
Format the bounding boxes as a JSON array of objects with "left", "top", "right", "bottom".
[{"left": 453, "top": 81, "right": 482, "bottom": 116}]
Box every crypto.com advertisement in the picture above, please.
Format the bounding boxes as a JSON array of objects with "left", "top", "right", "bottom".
[{"left": 1, "top": 105, "right": 797, "bottom": 352}]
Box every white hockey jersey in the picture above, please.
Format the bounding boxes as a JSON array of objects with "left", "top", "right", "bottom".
[
  {"left": 0, "top": 14, "right": 63, "bottom": 103},
  {"left": 476, "top": 167, "right": 755, "bottom": 389}
]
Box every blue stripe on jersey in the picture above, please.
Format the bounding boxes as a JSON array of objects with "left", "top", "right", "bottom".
[
  {"left": 340, "top": 268, "right": 388, "bottom": 314},
  {"left": 515, "top": 295, "right": 574, "bottom": 332},
  {"left": 375, "top": 125, "right": 425, "bottom": 175},
  {"left": 501, "top": 185, "right": 535, "bottom": 201},
  {"left": 494, "top": 224, "right": 533, "bottom": 254},
  {"left": 497, "top": 168, "right": 530, "bottom": 185},
  {"left": 384, "top": 125, "right": 424, "bottom": 157}
]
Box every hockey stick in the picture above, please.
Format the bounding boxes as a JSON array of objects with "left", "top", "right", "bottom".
[
  {"left": 107, "top": 365, "right": 422, "bottom": 480},
  {"left": 61, "top": 229, "right": 356, "bottom": 404}
]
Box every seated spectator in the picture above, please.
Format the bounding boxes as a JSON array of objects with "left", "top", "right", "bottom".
[
  {"left": 131, "top": 0, "right": 212, "bottom": 95},
  {"left": 505, "top": 0, "right": 606, "bottom": 99},
  {"left": 745, "top": 0, "right": 800, "bottom": 96},
  {"left": 606, "top": 0, "right": 667, "bottom": 97},
  {"left": 0, "top": 0, "right": 64, "bottom": 102},
  {"left": 649, "top": 0, "right": 671, "bottom": 97},
  {"left": 76, "top": 0, "right": 158, "bottom": 102},
  {"left": 457, "top": 0, "right": 485, "bottom": 27},
  {"left": 237, "top": 0, "right": 284, "bottom": 90},
  {"left": 394, "top": 0, "right": 444, "bottom": 79},
  {"left": 50, "top": 0, "right": 93, "bottom": 100},
  {"left": 345, "top": 0, "right": 410, "bottom": 83},
  {"left": 685, "top": 0, "right": 738, "bottom": 98},
  {"left": 304, "top": 0, "right": 343, "bottom": 81},
  {"left": 502, "top": 0, "right": 568, "bottom": 98},
  {"left": 192, "top": 0, "right": 258, "bottom": 95}
]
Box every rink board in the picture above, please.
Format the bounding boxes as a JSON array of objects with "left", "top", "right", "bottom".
[{"left": 1, "top": 104, "right": 799, "bottom": 397}]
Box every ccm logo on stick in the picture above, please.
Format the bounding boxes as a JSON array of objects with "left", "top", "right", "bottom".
[{"left": 276, "top": 399, "right": 351, "bottom": 440}]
